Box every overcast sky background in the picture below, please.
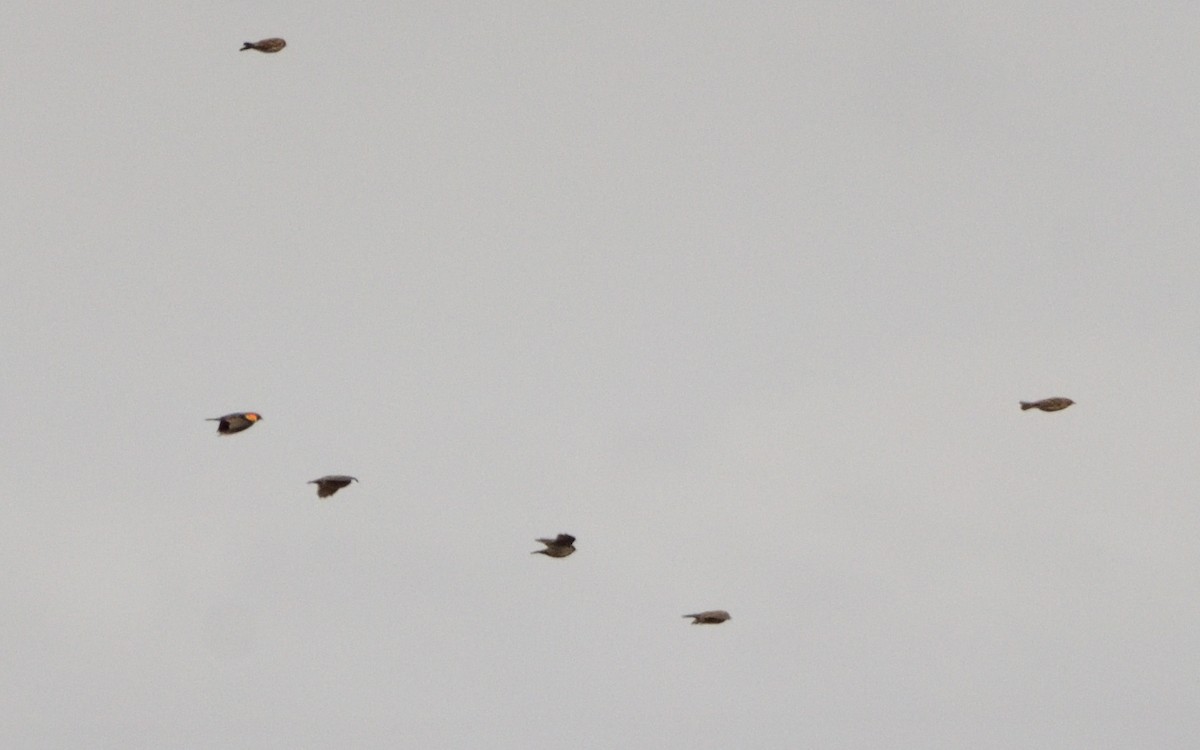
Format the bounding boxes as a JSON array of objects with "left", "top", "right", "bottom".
[{"left": 2, "top": 2, "right": 1198, "bottom": 748}]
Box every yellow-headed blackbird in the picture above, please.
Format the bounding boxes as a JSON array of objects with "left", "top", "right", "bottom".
[{"left": 207, "top": 412, "right": 262, "bottom": 434}]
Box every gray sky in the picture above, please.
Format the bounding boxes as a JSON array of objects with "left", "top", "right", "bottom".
[{"left": 2, "top": 2, "right": 1198, "bottom": 748}]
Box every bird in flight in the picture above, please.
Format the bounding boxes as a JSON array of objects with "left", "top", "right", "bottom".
[
  {"left": 532, "top": 533, "right": 576, "bottom": 558},
  {"left": 241, "top": 38, "right": 287, "bottom": 53},
  {"left": 1020, "top": 397, "right": 1074, "bottom": 412},
  {"left": 683, "top": 610, "right": 731, "bottom": 624},
  {"left": 206, "top": 412, "right": 262, "bottom": 435},
  {"left": 308, "top": 475, "right": 359, "bottom": 498}
]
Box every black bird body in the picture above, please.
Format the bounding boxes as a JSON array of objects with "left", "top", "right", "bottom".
[
  {"left": 532, "top": 533, "right": 576, "bottom": 557},
  {"left": 241, "top": 38, "right": 287, "bottom": 53},
  {"left": 308, "top": 475, "right": 358, "bottom": 498},
  {"left": 683, "top": 610, "right": 731, "bottom": 624},
  {"left": 207, "top": 412, "right": 262, "bottom": 434},
  {"left": 1020, "top": 397, "right": 1074, "bottom": 412}
]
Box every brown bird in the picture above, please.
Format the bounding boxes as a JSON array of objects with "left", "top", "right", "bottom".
[
  {"left": 308, "top": 475, "right": 358, "bottom": 498},
  {"left": 1020, "top": 397, "right": 1075, "bottom": 412},
  {"left": 532, "top": 533, "right": 576, "bottom": 558},
  {"left": 683, "top": 610, "right": 731, "bottom": 624},
  {"left": 206, "top": 412, "right": 262, "bottom": 435},
  {"left": 240, "top": 38, "right": 287, "bottom": 53}
]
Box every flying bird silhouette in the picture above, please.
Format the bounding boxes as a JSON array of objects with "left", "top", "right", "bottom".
[
  {"left": 241, "top": 38, "right": 287, "bottom": 53},
  {"left": 206, "top": 412, "right": 262, "bottom": 435},
  {"left": 683, "top": 610, "right": 731, "bottom": 624},
  {"left": 308, "top": 475, "right": 358, "bottom": 498},
  {"left": 1020, "top": 397, "right": 1074, "bottom": 412},
  {"left": 532, "top": 533, "right": 576, "bottom": 558}
]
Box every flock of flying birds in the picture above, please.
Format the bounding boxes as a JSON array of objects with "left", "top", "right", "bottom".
[
  {"left": 204, "top": 406, "right": 730, "bottom": 625},
  {"left": 204, "top": 390, "right": 1073, "bottom": 628},
  {"left": 232, "top": 35, "right": 1075, "bottom": 627}
]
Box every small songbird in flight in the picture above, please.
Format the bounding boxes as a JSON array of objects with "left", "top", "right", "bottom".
[
  {"left": 532, "top": 533, "right": 576, "bottom": 558},
  {"left": 241, "top": 38, "right": 287, "bottom": 53},
  {"left": 683, "top": 610, "right": 731, "bottom": 624},
  {"left": 206, "top": 412, "right": 262, "bottom": 435},
  {"left": 308, "top": 475, "right": 359, "bottom": 498},
  {"left": 1020, "top": 397, "right": 1074, "bottom": 412}
]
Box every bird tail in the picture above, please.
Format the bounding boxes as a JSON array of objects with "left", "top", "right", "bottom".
[
  {"left": 1019, "top": 401, "right": 1034, "bottom": 410},
  {"left": 205, "top": 417, "right": 219, "bottom": 421}
]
